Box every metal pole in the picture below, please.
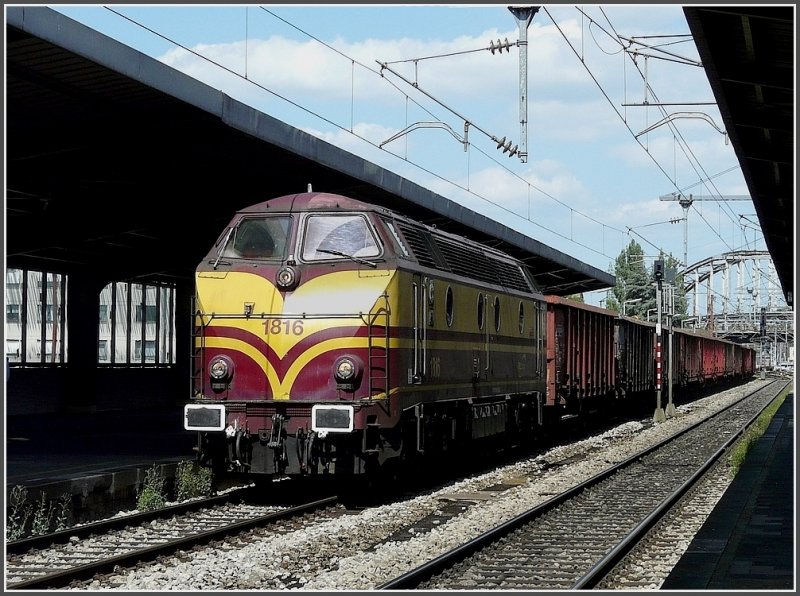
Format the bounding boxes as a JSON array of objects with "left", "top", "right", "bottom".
[
  {"left": 508, "top": 6, "right": 539, "bottom": 163},
  {"left": 679, "top": 195, "right": 692, "bottom": 269},
  {"left": 666, "top": 285, "right": 676, "bottom": 416},
  {"left": 653, "top": 279, "right": 666, "bottom": 422},
  {"left": 774, "top": 322, "right": 778, "bottom": 368}
]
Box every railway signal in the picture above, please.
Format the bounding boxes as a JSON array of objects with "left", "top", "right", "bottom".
[{"left": 653, "top": 258, "right": 665, "bottom": 282}]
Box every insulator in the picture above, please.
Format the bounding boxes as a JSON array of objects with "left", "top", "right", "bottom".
[{"left": 490, "top": 38, "right": 509, "bottom": 55}]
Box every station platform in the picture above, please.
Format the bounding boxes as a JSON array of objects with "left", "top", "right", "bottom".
[
  {"left": 662, "top": 392, "right": 795, "bottom": 590},
  {"left": 5, "top": 406, "right": 198, "bottom": 522}
]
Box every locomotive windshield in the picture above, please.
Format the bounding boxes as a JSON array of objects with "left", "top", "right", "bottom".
[
  {"left": 220, "top": 216, "right": 291, "bottom": 259},
  {"left": 301, "top": 214, "right": 381, "bottom": 261}
]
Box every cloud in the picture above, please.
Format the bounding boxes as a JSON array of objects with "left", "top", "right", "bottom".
[{"left": 149, "top": 6, "right": 747, "bottom": 271}]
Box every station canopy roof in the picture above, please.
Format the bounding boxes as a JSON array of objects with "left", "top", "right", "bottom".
[
  {"left": 684, "top": 6, "right": 794, "bottom": 307},
  {"left": 6, "top": 6, "right": 613, "bottom": 296}
]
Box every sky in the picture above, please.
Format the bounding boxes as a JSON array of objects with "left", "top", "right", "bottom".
[{"left": 41, "top": 3, "right": 774, "bottom": 306}]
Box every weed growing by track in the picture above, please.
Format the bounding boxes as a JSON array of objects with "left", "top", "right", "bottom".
[
  {"left": 6, "top": 486, "right": 71, "bottom": 540},
  {"left": 136, "top": 464, "right": 167, "bottom": 511},
  {"left": 176, "top": 460, "right": 213, "bottom": 501},
  {"left": 729, "top": 388, "right": 788, "bottom": 476}
]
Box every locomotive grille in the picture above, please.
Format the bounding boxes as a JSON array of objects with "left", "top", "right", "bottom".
[
  {"left": 395, "top": 220, "right": 532, "bottom": 293},
  {"left": 435, "top": 239, "right": 496, "bottom": 284},
  {"left": 494, "top": 259, "right": 534, "bottom": 293},
  {"left": 435, "top": 236, "right": 533, "bottom": 294},
  {"left": 395, "top": 222, "right": 438, "bottom": 268}
]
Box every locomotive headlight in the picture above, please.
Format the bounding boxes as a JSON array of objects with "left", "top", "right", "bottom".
[
  {"left": 209, "top": 356, "right": 233, "bottom": 381},
  {"left": 333, "top": 355, "right": 362, "bottom": 389},
  {"left": 276, "top": 266, "right": 299, "bottom": 290},
  {"left": 335, "top": 358, "right": 356, "bottom": 381}
]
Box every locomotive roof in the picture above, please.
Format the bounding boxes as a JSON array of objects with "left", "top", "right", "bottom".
[
  {"left": 238, "top": 192, "right": 377, "bottom": 214},
  {"left": 238, "top": 192, "right": 595, "bottom": 284}
]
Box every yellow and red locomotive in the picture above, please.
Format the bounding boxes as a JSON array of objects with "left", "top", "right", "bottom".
[
  {"left": 185, "top": 191, "right": 548, "bottom": 478},
  {"left": 184, "top": 191, "right": 756, "bottom": 482}
]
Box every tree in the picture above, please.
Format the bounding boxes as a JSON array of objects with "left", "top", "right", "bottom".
[
  {"left": 565, "top": 293, "right": 584, "bottom": 303},
  {"left": 606, "top": 240, "right": 652, "bottom": 318},
  {"left": 663, "top": 253, "right": 689, "bottom": 322},
  {"left": 605, "top": 240, "right": 688, "bottom": 320}
]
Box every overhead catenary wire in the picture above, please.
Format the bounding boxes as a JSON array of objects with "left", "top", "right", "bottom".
[
  {"left": 561, "top": 7, "right": 773, "bottom": 302},
  {"left": 572, "top": 6, "right": 765, "bottom": 296},
  {"left": 555, "top": 6, "right": 755, "bottom": 279},
  {"left": 593, "top": 6, "right": 747, "bottom": 233},
  {"left": 103, "top": 4, "right": 628, "bottom": 262},
  {"left": 101, "top": 5, "right": 760, "bottom": 275}
]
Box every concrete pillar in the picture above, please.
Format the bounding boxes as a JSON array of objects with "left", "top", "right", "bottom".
[
  {"left": 173, "top": 279, "right": 194, "bottom": 407},
  {"left": 65, "top": 272, "right": 104, "bottom": 413}
]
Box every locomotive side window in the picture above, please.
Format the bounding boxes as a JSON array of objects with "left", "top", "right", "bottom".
[
  {"left": 445, "top": 286, "right": 454, "bottom": 327},
  {"left": 494, "top": 296, "right": 501, "bottom": 332},
  {"left": 302, "top": 215, "right": 381, "bottom": 261},
  {"left": 518, "top": 301, "right": 525, "bottom": 335},
  {"left": 477, "top": 293, "right": 485, "bottom": 330},
  {"left": 383, "top": 219, "right": 410, "bottom": 257},
  {"left": 221, "top": 217, "right": 290, "bottom": 259}
]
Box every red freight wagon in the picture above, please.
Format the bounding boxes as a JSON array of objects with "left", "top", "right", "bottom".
[
  {"left": 672, "top": 328, "right": 703, "bottom": 386},
  {"left": 614, "top": 315, "right": 656, "bottom": 401},
  {"left": 701, "top": 336, "right": 725, "bottom": 381},
  {"left": 724, "top": 342, "right": 738, "bottom": 378},
  {"left": 545, "top": 296, "right": 616, "bottom": 417},
  {"left": 742, "top": 346, "right": 755, "bottom": 376}
]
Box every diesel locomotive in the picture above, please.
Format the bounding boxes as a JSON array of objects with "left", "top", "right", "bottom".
[
  {"left": 185, "top": 191, "right": 548, "bottom": 478},
  {"left": 184, "top": 191, "right": 755, "bottom": 481}
]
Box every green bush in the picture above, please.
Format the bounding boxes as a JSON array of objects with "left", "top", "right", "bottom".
[
  {"left": 175, "top": 460, "right": 214, "bottom": 501},
  {"left": 136, "top": 464, "right": 167, "bottom": 511}
]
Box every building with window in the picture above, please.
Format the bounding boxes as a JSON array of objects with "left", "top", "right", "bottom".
[{"left": 6, "top": 268, "right": 176, "bottom": 367}]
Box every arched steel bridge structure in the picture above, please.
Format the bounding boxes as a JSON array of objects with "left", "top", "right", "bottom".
[{"left": 680, "top": 250, "right": 792, "bottom": 365}]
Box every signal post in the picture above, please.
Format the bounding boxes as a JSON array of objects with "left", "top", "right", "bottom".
[{"left": 653, "top": 259, "right": 666, "bottom": 423}]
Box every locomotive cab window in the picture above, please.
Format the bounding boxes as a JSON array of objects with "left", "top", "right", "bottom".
[
  {"left": 302, "top": 215, "right": 381, "bottom": 261},
  {"left": 493, "top": 296, "right": 501, "bottom": 332},
  {"left": 221, "top": 217, "right": 291, "bottom": 259}
]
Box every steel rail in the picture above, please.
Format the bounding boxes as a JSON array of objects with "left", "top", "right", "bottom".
[
  {"left": 7, "top": 495, "right": 338, "bottom": 591},
  {"left": 377, "top": 379, "right": 785, "bottom": 590},
  {"left": 6, "top": 486, "right": 255, "bottom": 556},
  {"left": 572, "top": 378, "right": 789, "bottom": 589}
]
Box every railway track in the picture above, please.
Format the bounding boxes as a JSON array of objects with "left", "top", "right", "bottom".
[
  {"left": 4, "top": 379, "right": 781, "bottom": 591},
  {"left": 5, "top": 494, "right": 339, "bottom": 590},
  {"left": 378, "top": 379, "right": 788, "bottom": 590},
  {"left": 6, "top": 486, "right": 256, "bottom": 556}
]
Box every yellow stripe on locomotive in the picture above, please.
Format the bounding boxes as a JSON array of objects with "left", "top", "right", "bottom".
[{"left": 194, "top": 269, "right": 396, "bottom": 400}]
